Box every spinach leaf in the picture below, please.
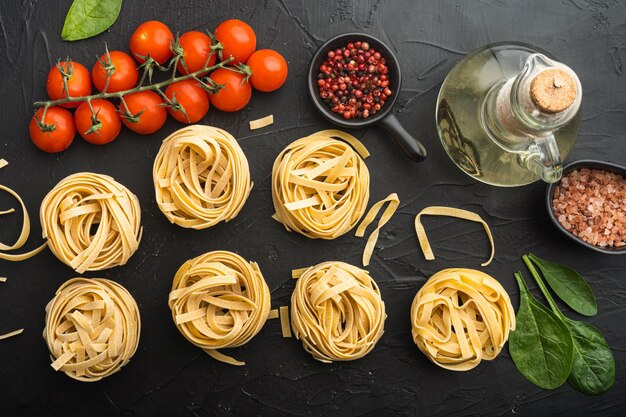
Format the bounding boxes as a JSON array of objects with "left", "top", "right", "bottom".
[
  {"left": 528, "top": 253, "right": 597, "bottom": 316},
  {"left": 61, "top": 0, "right": 123, "bottom": 41},
  {"left": 509, "top": 272, "right": 574, "bottom": 390},
  {"left": 523, "top": 256, "right": 615, "bottom": 395}
]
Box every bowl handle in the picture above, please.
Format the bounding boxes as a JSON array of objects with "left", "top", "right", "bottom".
[{"left": 379, "top": 113, "right": 427, "bottom": 162}]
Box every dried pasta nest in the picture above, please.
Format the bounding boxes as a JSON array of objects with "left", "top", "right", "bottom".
[
  {"left": 40, "top": 173, "right": 142, "bottom": 273},
  {"left": 411, "top": 268, "right": 516, "bottom": 371},
  {"left": 153, "top": 125, "right": 252, "bottom": 229},
  {"left": 168, "top": 250, "right": 271, "bottom": 365},
  {"left": 290, "top": 261, "right": 386, "bottom": 362},
  {"left": 271, "top": 130, "right": 370, "bottom": 239},
  {"left": 43, "top": 278, "right": 141, "bottom": 382}
]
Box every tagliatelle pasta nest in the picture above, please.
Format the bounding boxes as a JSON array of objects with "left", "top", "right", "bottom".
[
  {"left": 43, "top": 278, "right": 141, "bottom": 382},
  {"left": 271, "top": 130, "right": 370, "bottom": 239},
  {"left": 168, "top": 251, "right": 271, "bottom": 365},
  {"left": 290, "top": 261, "right": 386, "bottom": 362},
  {"left": 40, "top": 173, "right": 142, "bottom": 273},
  {"left": 411, "top": 268, "right": 516, "bottom": 371},
  {"left": 153, "top": 125, "right": 252, "bottom": 229}
]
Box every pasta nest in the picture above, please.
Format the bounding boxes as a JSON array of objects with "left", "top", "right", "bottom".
[
  {"left": 291, "top": 261, "right": 386, "bottom": 362},
  {"left": 272, "top": 130, "right": 370, "bottom": 239},
  {"left": 40, "top": 173, "right": 142, "bottom": 273},
  {"left": 153, "top": 125, "right": 252, "bottom": 229},
  {"left": 168, "top": 251, "right": 270, "bottom": 365},
  {"left": 43, "top": 278, "right": 141, "bottom": 382},
  {"left": 411, "top": 268, "right": 516, "bottom": 371}
]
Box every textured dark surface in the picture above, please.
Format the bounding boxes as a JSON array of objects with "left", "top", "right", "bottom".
[{"left": 1, "top": 1, "right": 625, "bottom": 416}]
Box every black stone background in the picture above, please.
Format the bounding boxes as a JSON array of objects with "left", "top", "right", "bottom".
[{"left": 1, "top": 0, "right": 625, "bottom": 416}]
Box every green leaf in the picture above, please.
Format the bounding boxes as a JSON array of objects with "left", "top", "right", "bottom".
[
  {"left": 61, "top": 0, "right": 123, "bottom": 41},
  {"left": 509, "top": 272, "right": 574, "bottom": 390},
  {"left": 528, "top": 253, "right": 597, "bottom": 316}
]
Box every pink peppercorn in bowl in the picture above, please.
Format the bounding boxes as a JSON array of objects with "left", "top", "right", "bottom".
[
  {"left": 307, "top": 32, "right": 427, "bottom": 162},
  {"left": 546, "top": 160, "right": 626, "bottom": 255}
]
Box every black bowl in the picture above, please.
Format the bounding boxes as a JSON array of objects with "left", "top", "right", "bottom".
[
  {"left": 546, "top": 159, "right": 626, "bottom": 255},
  {"left": 307, "top": 32, "right": 427, "bottom": 162}
]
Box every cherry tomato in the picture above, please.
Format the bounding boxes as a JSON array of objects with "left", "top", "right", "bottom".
[
  {"left": 214, "top": 19, "right": 256, "bottom": 65},
  {"left": 177, "top": 31, "right": 216, "bottom": 75},
  {"left": 29, "top": 107, "right": 75, "bottom": 153},
  {"left": 246, "top": 49, "right": 288, "bottom": 92},
  {"left": 130, "top": 21, "right": 174, "bottom": 64},
  {"left": 165, "top": 80, "right": 210, "bottom": 123},
  {"left": 74, "top": 99, "right": 121, "bottom": 145},
  {"left": 92, "top": 51, "right": 139, "bottom": 93},
  {"left": 119, "top": 91, "right": 167, "bottom": 134},
  {"left": 46, "top": 61, "right": 92, "bottom": 108},
  {"left": 208, "top": 69, "right": 252, "bottom": 112}
]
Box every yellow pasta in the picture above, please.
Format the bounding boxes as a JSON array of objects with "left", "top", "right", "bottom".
[
  {"left": 271, "top": 130, "right": 370, "bottom": 239},
  {"left": 168, "top": 251, "right": 271, "bottom": 366},
  {"left": 411, "top": 268, "right": 515, "bottom": 371},
  {"left": 153, "top": 125, "right": 252, "bottom": 229},
  {"left": 249, "top": 115, "right": 274, "bottom": 130},
  {"left": 290, "top": 261, "right": 386, "bottom": 362},
  {"left": 355, "top": 193, "right": 400, "bottom": 266},
  {"left": 40, "top": 173, "right": 142, "bottom": 273},
  {"left": 414, "top": 206, "right": 495, "bottom": 266},
  {"left": 0, "top": 277, "right": 24, "bottom": 341},
  {"left": 43, "top": 278, "right": 141, "bottom": 382}
]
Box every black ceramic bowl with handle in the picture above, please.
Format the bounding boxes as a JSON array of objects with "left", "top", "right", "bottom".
[
  {"left": 546, "top": 159, "right": 626, "bottom": 255},
  {"left": 307, "top": 32, "right": 427, "bottom": 162}
]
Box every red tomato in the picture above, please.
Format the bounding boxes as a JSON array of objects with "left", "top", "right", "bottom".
[
  {"left": 130, "top": 21, "right": 174, "bottom": 64},
  {"left": 46, "top": 61, "right": 92, "bottom": 108},
  {"left": 29, "top": 107, "right": 75, "bottom": 153},
  {"left": 119, "top": 91, "right": 167, "bottom": 134},
  {"left": 165, "top": 80, "right": 210, "bottom": 123},
  {"left": 177, "top": 31, "right": 216, "bottom": 75},
  {"left": 74, "top": 99, "right": 121, "bottom": 145},
  {"left": 214, "top": 19, "right": 256, "bottom": 65},
  {"left": 92, "top": 51, "right": 139, "bottom": 93},
  {"left": 208, "top": 69, "right": 252, "bottom": 112},
  {"left": 246, "top": 49, "right": 288, "bottom": 92}
]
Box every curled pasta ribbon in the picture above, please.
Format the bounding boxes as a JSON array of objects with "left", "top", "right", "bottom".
[
  {"left": 43, "top": 278, "right": 141, "bottom": 382},
  {"left": 355, "top": 193, "right": 400, "bottom": 266},
  {"left": 272, "top": 130, "right": 370, "bottom": 239},
  {"left": 290, "top": 261, "right": 386, "bottom": 362},
  {"left": 40, "top": 173, "right": 142, "bottom": 273},
  {"left": 411, "top": 268, "right": 515, "bottom": 371},
  {"left": 415, "top": 206, "right": 495, "bottom": 266},
  {"left": 168, "top": 251, "right": 271, "bottom": 366},
  {"left": 154, "top": 125, "right": 252, "bottom": 229}
]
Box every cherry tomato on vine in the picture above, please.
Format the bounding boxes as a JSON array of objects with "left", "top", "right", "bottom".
[
  {"left": 165, "top": 80, "right": 210, "bottom": 123},
  {"left": 46, "top": 61, "right": 92, "bottom": 108},
  {"left": 177, "top": 31, "right": 216, "bottom": 75},
  {"left": 74, "top": 99, "right": 121, "bottom": 145},
  {"left": 246, "top": 49, "right": 288, "bottom": 92},
  {"left": 214, "top": 19, "right": 256, "bottom": 65},
  {"left": 92, "top": 51, "right": 139, "bottom": 93},
  {"left": 119, "top": 91, "right": 167, "bottom": 135},
  {"left": 208, "top": 69, "right": 252, "bottom": 112},
  {"left": 130, "top": 21, "right": 174, "bottom": 65},
  {"left": 29, "top": 107, "right": 75, "bottom": 153}
]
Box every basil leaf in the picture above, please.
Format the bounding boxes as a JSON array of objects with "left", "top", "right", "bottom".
[
  {"left": 509, "top": 272, "right": 574, "bottom": 390},
  {"left": 61, "top": 0, "right": 123, "bottom": 41},
  {"left": 528, "top": 253, "right": 597, "bottom": 316}
]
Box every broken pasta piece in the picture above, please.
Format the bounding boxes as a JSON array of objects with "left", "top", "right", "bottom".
[{"left": 355, "top": 193, "right": 400, "bottom": 266}]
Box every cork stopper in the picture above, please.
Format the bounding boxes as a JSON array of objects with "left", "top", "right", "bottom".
[{"left": 530, "top": 68, "right": 577, "bottom": 114}]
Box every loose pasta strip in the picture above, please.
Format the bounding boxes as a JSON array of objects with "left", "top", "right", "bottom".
[
  {"left": 43, "top": 278, "right": 141, "bottom": 381},
  {"left": 40, "top": 173, "right": 142, "bottom": 273},
  {"left": 411, "top": 268, "right": 515, "bottom": 371},
  {"left": 168, "top": 251, "right": 271, "bottom": 366},
  {"left": 355, "top": 193, "right": 400, "bottom": 266},
  {"left": 153, "top": 125, "right": 252, "bottom": 230},
  {"left": 0, "top": 278, "right": 24, "bottom": 340},
  {"left": 271, "top": 130, "right": 370, "bottom": 240},
  {"left": 414, "top": 206, "right": 495, "bottom": 266},
  {"left": 249, "top": 115, "right": 274, "bottom": 130},
  {"left": 290, "top": 261, "right": 386, "bottom": 362}
]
